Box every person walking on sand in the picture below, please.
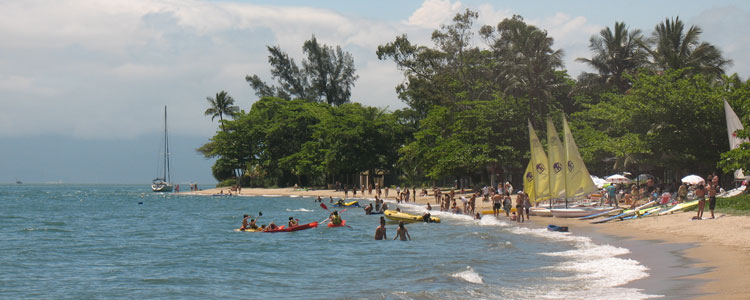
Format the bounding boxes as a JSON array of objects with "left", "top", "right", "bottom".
[
  {"left": 695, "top": 183, "right": 707, "bottom": 219},
  {"left": 375, "top": 216, "right": 387, "bottom": 240},
  {"left": 385, "top": 186, "right": 389, "bottom": 199},
  {"left": 522, "top": 192, "right": 531, "bottom": 220},
  {"left": 344, "top": 186, "right": 348, "bottom": 199},
  {"left": 394, "top": 221, "right": 411, "bottom": 241},
  {"left": 469, "top": 194, "right": 476, "bottom": 215},
  {"left": 516, "top": 193, "right": 524, "bottom": 222},
  {"left": 492, "top": 193, "right": 502, "bottom": 217}
]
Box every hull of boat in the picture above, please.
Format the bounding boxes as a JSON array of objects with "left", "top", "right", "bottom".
[
  {"left": 530, "top": 207, "right": 553, "bottom": 217},
  {"left": 151, "top": 184, "right": 173, "bottom": 192},
  {"left": 551, "top": 208, "right": 609, "bottom": 218}
]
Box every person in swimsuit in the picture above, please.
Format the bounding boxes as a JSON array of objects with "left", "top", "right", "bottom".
[
  {"left": 364, "top": 203, "right": 373, "bottom": 215},
  {"left": 241, "top": 214, "right": 250, "bottom": 230},
  {"left": 522, "top": 192, "right": 531, "bottom": 220},
  {"left": 375, "top": 216, "right": 387, "bottom": 240},
  {"left": 248, "top": 218, "right": 258, "bottom": 230},
  {"left": 515, "top": 193, "right": 524, "bottom": 222},
  {"left": 695, "top": 184, "right": 706, "bottom": 219},
  {"left": 492, "top": 194, "right": 502, "bottom": 217},
  {"left": 426, "top": 202, "right": 432, "bottom": 211},
  {"left": 288, "top": 217, "right": 298, "bottom": 227},
  {"left": 394, "top": 221, "right": 411, "bottom": 241}
]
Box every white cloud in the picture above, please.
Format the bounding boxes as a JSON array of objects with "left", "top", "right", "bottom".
[{"left": 407, "top": 0, "right": 463, "bottom": 28}]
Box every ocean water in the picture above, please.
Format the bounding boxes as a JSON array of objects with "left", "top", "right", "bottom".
[{"left": 0, "top": 184, "right": 659, "bottom": 299}]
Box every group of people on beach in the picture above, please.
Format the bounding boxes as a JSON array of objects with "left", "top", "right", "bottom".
[{"left": 601, "top": 174, "right": 723, "bottom": 219}]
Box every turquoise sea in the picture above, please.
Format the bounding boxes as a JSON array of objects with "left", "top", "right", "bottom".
[{"left": 1, "top": 184, "right": 662, "bottom": 299}]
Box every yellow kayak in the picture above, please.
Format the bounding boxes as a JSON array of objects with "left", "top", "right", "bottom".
[
  {"left": 481, "top": 207, "right": 517, "bottom": 215},
  {"left": 234, "top": 227, "right": 263, "bottom": 232},
  {"left": 384, "top": 210, "right": 440, "bottom": 223}
]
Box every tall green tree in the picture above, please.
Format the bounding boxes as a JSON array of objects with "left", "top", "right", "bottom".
[
  {"left": 246, "top": 36, "right": 358, "bottom": 106},
  {"left": 646, "top": 17, "right": 732, "bottom": 78},
  {"left": 575, "top": 22, "right": 649, "bottom": 94},
  {"left": 480, "top": 15, "right": 565, "bottom": 126},
  {"left": 377, "top": 9, "right": 494, "bottom": 120},
  {"left": 204, "top": 90, "right": 240, "bottom": 132}
]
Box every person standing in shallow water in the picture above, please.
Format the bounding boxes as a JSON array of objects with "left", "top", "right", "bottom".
[
  {"left": 394, "top": 221, "right": 411, "bottom": 241},
  {"left": 374, "top": 216, "right": 387, "bottom": 240}
]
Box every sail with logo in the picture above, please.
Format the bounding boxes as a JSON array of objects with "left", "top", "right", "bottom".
[
  {"left": 526, "top": 120, "right": 550, "bottom": 202},
  {"left": 562, "top": 115, "right": 597, "bottom": 197},
  {"left": 724, "top": 100, "right": 748, "bottom": 181},
  {"left": 547, "top": 118, "right": 566, "bottom": 199}
]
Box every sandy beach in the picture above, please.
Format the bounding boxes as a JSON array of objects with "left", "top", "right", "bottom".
[{"left": 185, "top": 187, "right": 750, "bottom": 299}]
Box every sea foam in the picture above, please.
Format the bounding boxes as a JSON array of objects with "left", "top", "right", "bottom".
[{"left": 452, "top": 266, "right": 483, "bottom": 284}]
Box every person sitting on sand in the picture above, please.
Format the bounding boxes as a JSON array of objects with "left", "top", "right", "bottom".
[
  {"left": 375, "top": 216, "right": 387, "bottom": 240},
  {"left": 241, "top": 214, "right": 250, "bottom": 230},
  {"left": 330, "top": 211, "right": 342, "bottom": 226},
  {"left": 288, "top": 217, "right": 298, "bottom": 227},
  {"left": 394, "top": 221, "right": 411, "bottom": 241}
]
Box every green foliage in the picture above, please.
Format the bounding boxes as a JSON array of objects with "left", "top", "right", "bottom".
[
  {"left": 246, "top": 35, "right": 358, "bottom": 106},
  {"left": 714, "top": 194, "right": 750, "bottom": 215}
]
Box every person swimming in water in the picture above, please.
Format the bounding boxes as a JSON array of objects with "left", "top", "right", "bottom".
[
  {"left": 393, "top": 221, "right": 411, "bottom": 241},
  {"left": 374, "top": 216, "right": 387, "bottom": 240}
]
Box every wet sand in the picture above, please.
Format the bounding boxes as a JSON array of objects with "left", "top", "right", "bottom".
[{"left": 184, "top": 187, "right": 750, "bottom": 299}]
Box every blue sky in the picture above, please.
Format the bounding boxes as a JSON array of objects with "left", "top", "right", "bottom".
[{"left": 1, "top": 0, "right": 749, "bottom": 184}]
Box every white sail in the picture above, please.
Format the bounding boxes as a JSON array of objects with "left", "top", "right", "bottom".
[
  {"left": 546, "top": 118, "right": 566, "bottom": 199},
  {"left": 724, "top": 100, "right": 748, "bottom": 180},
  {"left": 562, "top": 115, "right": 597, "bottom": 197}
]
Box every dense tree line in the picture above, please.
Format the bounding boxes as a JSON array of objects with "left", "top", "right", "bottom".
[{"left": 201, "top": 11, "right": 750, "bottom": 188}]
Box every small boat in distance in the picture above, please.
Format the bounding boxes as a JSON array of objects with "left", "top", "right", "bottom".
[
  {"left": 15, "top": 177, "right": 22, "bottom": 184},
  {"left": 151, "top": 106, "right": 173, "bottom": 192}
]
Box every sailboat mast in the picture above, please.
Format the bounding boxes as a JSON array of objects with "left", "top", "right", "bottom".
[{"left": 164, "top": 106, "right": 170, "bottom": 183}]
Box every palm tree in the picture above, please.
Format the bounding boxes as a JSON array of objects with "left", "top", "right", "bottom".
[
  {"left": 484, "top": 15, "right": 564, "bottom": 126},
  {"left": 646, "top": 17, "right": 731, "bottom": 77},
  {"left": 205, "top": 90, "right": 239, "bottom": 132},
  {"left": 575, "top": 22, "right": 649, "bottom": 94}
]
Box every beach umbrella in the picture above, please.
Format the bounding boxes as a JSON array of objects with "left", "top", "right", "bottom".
[
  {"left": 590, "top": 176, "right": 607, "bottom": 188},
  {"left": 605, "top": 174, "right": 631, "bottom": 183},
  {"left": 681, "top": 175, "right": 705, "bottom": 185}
]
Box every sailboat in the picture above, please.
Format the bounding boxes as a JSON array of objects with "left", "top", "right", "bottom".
[
  {"left": 724, "top": 100, "right": 748, "bottom": 182},
  {"left": 151, "top": 106, "right": 173, "bottom": 192},
  {"left": 526, "top": 116, "right": 604, "bottom": 217}
]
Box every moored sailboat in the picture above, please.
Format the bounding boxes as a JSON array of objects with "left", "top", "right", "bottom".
[{"left": 152, "top": 106, "right": 173, "bottom": 192}]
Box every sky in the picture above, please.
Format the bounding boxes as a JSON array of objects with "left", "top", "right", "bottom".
[{"left": 2, "top": 0, "right": 750, "bottom": 184}]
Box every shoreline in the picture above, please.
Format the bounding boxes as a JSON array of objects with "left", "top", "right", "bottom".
[{"left": 182, "top": 187, "right": 750, "bottom": 299}]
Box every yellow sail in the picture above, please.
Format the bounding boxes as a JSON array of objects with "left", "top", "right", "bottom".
[
  {"left": 528, "top": 120, "right": 550, "bottom": 202},
  {"left": 547, "top": 118, "right": 566, "bottom": 199},
  {"left": 562, "top": 115, "right": 597, "bottom": 197},
  {"left": 523, "top": 160, "right": 536, "bottom": 201}
]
